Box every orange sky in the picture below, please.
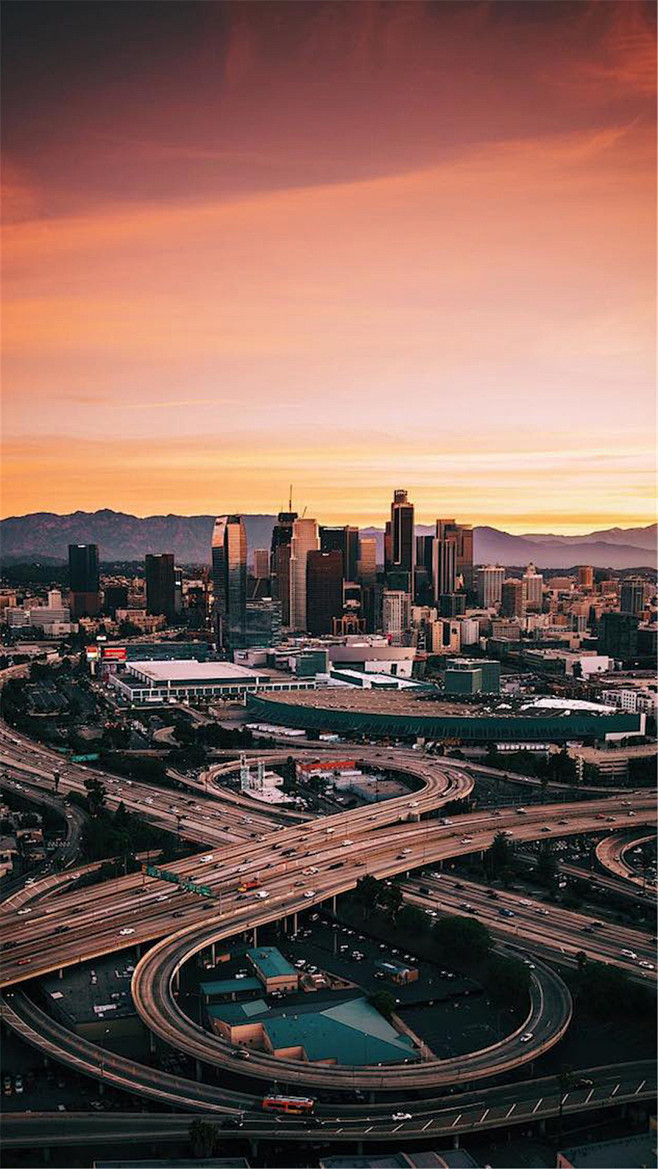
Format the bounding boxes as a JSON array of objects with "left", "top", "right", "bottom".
[{"left": 2, "top": 1, "right": 655, "bottom": 531}]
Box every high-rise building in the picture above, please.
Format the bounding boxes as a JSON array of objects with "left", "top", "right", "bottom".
[
  {"left": 382, "top": 589, "right": 410, "bottom": 644},
  {"left": 578, "top": 566, "right": 594, "bottom": 590},
  {"left": 598, "top": 612, "right": 639, "bottom": 661},
  {"left": 212, "top": 515, "right": 247, "bottom": 652},
  {"left": 270, "top": 510, "right": 297, "bottom": 626},
  {"left": 501, "top": 578, "right": 527, "bottom": 618},
  {"left": 439, "top": 592, "right": 466, "bottom": 617},
  {"left": 388, "top": 489, "right": 415, "bottom": 589},
  {"left": 476, "top": 565, "right": 505, "bottom": 608},
  {"left": 253, "top": 550, "right": 270, "bottom": 580},
  {"left": 243, "top": 599, "right": 282, "bottom": 647},
  {"left": 306, "top": 550, "right": 343, "bottom": 634},
  {"left": 357, "top": 537, "right": 377, "bottom": 585},
  {"left": 434, "top": 520, "right": 474, "bottom": 592},
  {"left": 68, "top": 543, "right": 100, "bottom": 617},
  {"left": 432, "top": 522, "right": 457, "bottom": 599},
  {"left": 414, "top": 534, "right": 434, "bottom": 604},
  {"left": 289, "top": 518, "right": 320, "bottom": 631},
  {"left": 523, "top": 563, "right": 544, "bottom": 611},
  {"left": 145, "top": 553, "right": 175, "bottom": 620},
  {"left": 174, "top": 567, "right": 183, "bottom": 615},
  {"left": 620, "top": 578, "right": 645, "bottom": 616},
  {"left": 320, "top": 525, "right": 359, "bottom": 582}
]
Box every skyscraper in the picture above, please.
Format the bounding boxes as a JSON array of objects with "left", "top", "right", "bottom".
[
  {"left": 382, "top": 589, "right": 410, "bottom": 644},
  {"left": 523, "top": 563, "right": 544, "bottom": 611},
  {"left": 212, "top": 515, "right": 247, "bottom": 652},
  {"left": 501, "top": 578, "right": 527, "bottom": 618},
  {"left": 68, "top": 543, "right": 100, "bottom": 617},
  {"left": 432, "top": 521, "right": 457, "bottom": 599},
  {"left": 434, "top": 519, "right": 473, "bottom": 592},
  {"left": 598, "top": 612, "right": 639, "bottom": 661},
  {"left": 289, "top": 517, "right": 320, "bottom": 631},
  {"left": 388, "top": 489, "right": 415, "bottom": 588},
  {"left": 357, "top": 537, "right": 377, "bottom": 585},
  {"left": 320, "top": 525, "right": 359, "bottom": 581},
  {"left": 620, "top": 578, "right": 645, "bottom": 616},
  {"left": 306, "top": 550, "right": 343, "bottom": 634},
  {"left": 578, "top": 565, "right": 594, "bottom": 590},
  {"left": 145, "top": 553, "right": 176, "bottom": 620},
  {"left": 270, "top": 509, "right": 297, "bottom": 626},
  {"left": 476, "top": 565, "right": 505, "bottom": 608}
]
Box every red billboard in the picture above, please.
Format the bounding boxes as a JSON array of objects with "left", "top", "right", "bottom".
[{"left": 102, "top": 646, "right": 127, "bottom": 661}]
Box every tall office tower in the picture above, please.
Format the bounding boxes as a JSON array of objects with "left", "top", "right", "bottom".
[
  {"left": 388, "top": 490, "right": 415, "bottom": 589},
  {"left": 357, "top": 537, "right": 377, "bottom": 585},
  {"left": 212, "top": 515, "right": 247, "bottom": 652},
  {"left": 598, "top": 611, "right": 639, "bottom": 661},
  {"left": 434, "top": 519, "right": 474, "bottom": 592},
  {"left": 501, "top": 578, "right": 527, "bottom": 618},
  {"left": 253, "top": 550, "right": 270, "bottom": 580},
  {"left": 578, "top": 565, "right": 594, "bottom": 590},
  {"left": 439, "top": 592, "right": 466, "bottom": 617},
  {"left": 306, "top": 550, "right": 343, "bottom": 634},
  {"left": 270, "top": 510, "right": 297, "bottom": 625},
  {"left": 68, "top": 543, "right": 100, "bottom": 618},
  {"left": 382, "top": 589, "right": 410, "bottom": 644},
  {"left": 174, "top": 567, "right": 183, "bottom": 615},
  {"left": 476, "top": 565, "right": 505, "bottom": 608},
  {"left": 319, "top": 525, "right": 359, "bottom": 582},
  {"left": 523, "top": 563, "right": 544, "bottom": 611},
  {"left": 289, "top": 517, "right": 320, "bottom": 631},
  {"left": 244, "top": 598, "right": 282, "bottom": 647},
  {"left": 145, "top": 553, "right": 176, "bottom": 620},
  {"left": 414, "top": 534, "right": 434, "bottom": 604},
  {"left": 432, "top": 521, "right": 457, "bottom": 599},
  {"left": 620, "top": 578, "right": 646, "bottom": 616},
  {"left": 384, "top": 521, "right": 392, "bottom": 575}
]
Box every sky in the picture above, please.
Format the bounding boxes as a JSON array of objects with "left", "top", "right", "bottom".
[{"left": 2, "top": 0, "right": 656, "bottom": 532}]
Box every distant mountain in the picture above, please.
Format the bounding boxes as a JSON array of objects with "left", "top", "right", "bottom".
[{"left": 0, "top": 510, "right": 655, "bottom": 571}]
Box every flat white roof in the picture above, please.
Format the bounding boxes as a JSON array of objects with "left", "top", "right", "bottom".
[{"left": 128, "top": 660, "right": 261, "bottom": 683}]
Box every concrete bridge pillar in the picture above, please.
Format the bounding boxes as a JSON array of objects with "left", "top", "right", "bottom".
[
  {"left": 149, "top": 1028, "right": 156, "bottom": 1055},
  {"left": 331, "top": 895, "right": 337, "bottom": 914},
  {"left": 537, "top": 1118, "right": 546, "bottom": 1136},
  {"left": 252, "top": 926, "right": 258, "bottom": 946},
  {"left": 452, "top": 1134, "right": 460, "bottom": 1149},
  {"left": 195, "top": 1059, "right": 203, "bottom": 1082},
  {"left": 42, "top": 1147, "right": 50, "bottom": 1163},
  {"left": 211, "top": 942, "right": 216, "bottom": 964},
  {"left": 58, "top": 967, "right": 63, "bottom": 980},
  {"left": 249, "top": 1140, "right": 259, "bottom": 1159}
]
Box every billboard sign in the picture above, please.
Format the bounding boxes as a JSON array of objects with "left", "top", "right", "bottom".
[{"left": 102, "top": 646, "right": 127, "bottom": 662}]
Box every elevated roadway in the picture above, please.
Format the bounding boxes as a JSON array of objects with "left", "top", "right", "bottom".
[{"left": 596, "top": 829, "right": 656, "bottom": 887}]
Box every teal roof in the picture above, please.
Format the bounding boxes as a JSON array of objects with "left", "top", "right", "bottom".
[
  {"left": 201, "top": 977, "right": 261, "bottom": 997},
  {"left": 246, "top": 946, "right": 297, "bottom": 980},
  {"left": 265, "top": 998, "right": 417, "bottom": 1065},
  {"left": 208, "top": 998, "right": 268, "bottom": 1024}
]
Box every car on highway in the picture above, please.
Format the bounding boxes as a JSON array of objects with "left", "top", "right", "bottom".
[
  {"left": 574, "top": 1077, "right": 593, "bottom": 1088},
  {"left": 519, "top": 1032, "right": 533, "bottom": 1043},
  {"left": 392, "top": 1111, "right": 412, "bottom": 1121},
  {"left": 254, "top": 890, "right": 269, "bottom": 899},
  {"left": 17, "top": 908, "right": 31, "bottom": 916},
  {"left": 639, "top": 961, "right": 654, "bottom": 970},
  {"left": 119, "top": 928, "right": 135, "bottom": 936},
  {"left": 621, "top": 949, "right": 638, "bottom": 959},
  {"left": 303, "top": 890, "right": 316, "bottom": 899}
]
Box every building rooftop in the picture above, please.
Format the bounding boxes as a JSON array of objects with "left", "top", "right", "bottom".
[
  {"left": 210, "top": 994, "right": 417, "bottom": 1066},
  {"left": 127, "top": 661, "right": 263, "bottom": 683},
  {"left": 558, "top": 1133, "right": 656, "bottom": 1168},
  {"left": 246, "top": 946, "right": 297, "bottom": 981},
  {"left": 320, "top": 1151, "right": 480, "bottom": 1168},
  {"left": 251, "top": 689, "right": 622, "bottom": 720},
  {"left": 200, "top": 977, "right": 262, "bottom": 998}
]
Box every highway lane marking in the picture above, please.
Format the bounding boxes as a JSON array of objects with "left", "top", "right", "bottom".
[
  {"left": 422, "top": 1119, "right": 433, "bottom": 1131},
  {"left": 505, "top": 1104, "right": 516, "bottom": 1118},
  {"left": 585, "top": 1088, "right": 594, "bottom": 1103},
  {"left": 451, "top": 1114, "right": 462, "bottom": 1127},
  {"left": 560, "top": 1094, "right": 569, "bottom": 1105},
  {"left": 392, "top": 1124, "right": 403, "bottom": 1133},
  {"left": 532, "top": 1098, "right": 543, "bottom": 1114},
  {"left": 479, "top": 1109, "right": 489, "bottom": 1123},
  {"left": 611, "top": 1083, "right": 620, "bottom": 1097},
  {"left": 365, "top": 1126, "right": 372, "bottom": 1133},
  {"left": 635, "top": 1080, "right": 646, "bottom": 1095}
]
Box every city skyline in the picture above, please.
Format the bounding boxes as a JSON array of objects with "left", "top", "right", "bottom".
[{"left": 2, "top": 0, "right": 656, "bottom": 532}]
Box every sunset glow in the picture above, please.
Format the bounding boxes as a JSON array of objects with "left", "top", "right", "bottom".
[{"left": 2, "top": 0, "right": 655, "bottom": 529}]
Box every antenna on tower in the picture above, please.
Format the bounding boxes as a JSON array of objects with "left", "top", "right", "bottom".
[
  {"left": 288, "top": 484, "right": 293, "bottom": 512},
  {"left": 301, "top": 505, "right": 307, "bottom": 519}
]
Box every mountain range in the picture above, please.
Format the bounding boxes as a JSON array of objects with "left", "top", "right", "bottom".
[{"left": 0, "top": 510, "right": 655, "bottom": 571}]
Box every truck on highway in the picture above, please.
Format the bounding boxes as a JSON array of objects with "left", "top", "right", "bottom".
[{"left": 238, "top": 878, "right": 260, "bottom": 892}]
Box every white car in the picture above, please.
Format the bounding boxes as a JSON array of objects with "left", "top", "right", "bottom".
[
  {"left": 119, "top": 928, "right": 135, "bottom": 936},
  {"left": 460, "top": 837, "right": 473, "bottom": 844},
  {"left": 200, "top": 855, "right": 214, "bottom": 863},
  {"left": 303, "top": 891, "right": 316, "bottom": 899},
  {"left": 621, "top": 949, "right": 638, "bottom": 959},
  {"left": 392, "top": 1111, "right": 412, "bottom": 1121},
  {"left": 342, "top": 840, "right": 353, "bottom": 847},
  {"left": 519, "top": 1032, "right": 533, "bottom": 1043},
  {"left": 254, "top": 890, "right": 269, "bottom": 899},
  {"left": 17, "top": 908, "right": 31, "bottom": 916},
  {"left": 638, "top": 961, "right": 654, "bottom": 970}
]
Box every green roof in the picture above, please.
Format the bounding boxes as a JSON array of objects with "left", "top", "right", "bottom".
[
  {"left": 209, "top": 998, "right": 269, "bottom": 1024},
  {"left": 246, "top": 946, "right": 297, "bottom": 980},
  {"left": 201, "top": 977, "right": 261, "bottom": 998}
]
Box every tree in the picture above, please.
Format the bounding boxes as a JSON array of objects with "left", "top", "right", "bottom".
[
  {"left": 536, "top": 843, "right": 558, "bottom": 888},
  {"left": 188, "top": 1119, "right": 219, "bottom": 1158},
  {"left": 368, "top": 991, "right": 397, "bottom": 1020},
  {"left": 83, "top": 776, "right": 106, "bottom": 815},
  {"left": 397, "top": 904, "right": 428, "bottom": 934},
  {"left": 575, "top": 950, "right": 588, "bottom": 975},
  {"left": 433, "top": 914, "right": 491, "bottom": 960},
  {"left": 381, "top": 883, "right": 403, "bottom": 922},
  {"left": 486, "top": 831, "right": 512, "bottom": 876},
  {"left": 485, "top": 953, "right": 531, "bottom": 1007}
]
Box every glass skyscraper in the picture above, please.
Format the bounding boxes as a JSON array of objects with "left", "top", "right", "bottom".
[{"left": 212, "top": 515, "right": 247, "bottom": 652}]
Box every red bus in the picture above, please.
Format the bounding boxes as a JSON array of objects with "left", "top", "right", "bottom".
[{"left": 262, "top": 1095, "right": 315, "bottom": 1115}]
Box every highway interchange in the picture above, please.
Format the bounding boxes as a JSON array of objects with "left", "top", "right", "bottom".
[{"left": 0, "top": 714, "right": 656, "bottom": 1152}]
